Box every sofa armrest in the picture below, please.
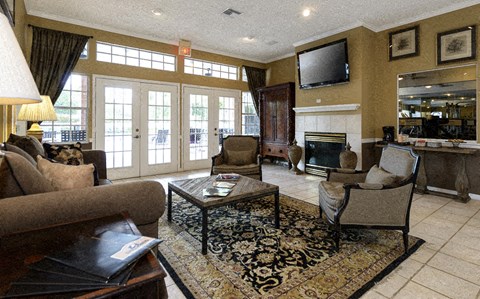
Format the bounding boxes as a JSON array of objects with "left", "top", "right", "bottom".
[
  {"left": 83, "top": 150, "right": 107, "bottom": 179},
  {"left": 0, "top": 180, "right": 165, "bottom": 238}
]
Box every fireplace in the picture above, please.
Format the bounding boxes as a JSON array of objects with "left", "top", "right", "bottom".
[{"left": 304, "top": 132, "right": 346, "bottom": 177}]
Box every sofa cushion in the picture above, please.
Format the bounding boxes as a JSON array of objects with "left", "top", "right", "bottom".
[
  {"left": 43, "top": 142, "right": 84, "bottom": 165},
  {"left": 3, "top": 143, "right": 36, "bottom": 165},
  {"left": 37, "top": 156, "right": 94, "bottom": 191},
  {"left": 226, "top": 150, "right": 254, "bottom": 165},
  {"left": 365, "top": 165, "right": 398, "bottom": 186},
  {"left": 0, "top": 152, "right": 54, "bottom": 199},
  {"left": 7, "top": 133, "right": 45, "bottom": 161}
]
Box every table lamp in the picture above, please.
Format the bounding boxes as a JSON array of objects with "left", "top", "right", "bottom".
[
  {"left": 0, "top": 13, "right": 42, "bottom": 146},
  {"left": 17, "top": 95, "right": 58, "bottom": 142}
]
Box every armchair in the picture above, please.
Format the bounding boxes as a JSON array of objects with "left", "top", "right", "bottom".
[
  {"left": 318, "top": 144, "right": 420, "bottom": 253},
  {"left": 211, "top": 135, "right": 262, "bottom": 180}
]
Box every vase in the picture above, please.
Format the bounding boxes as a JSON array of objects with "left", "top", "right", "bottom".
[
  {"left": 339, "top": 142, "right": 357, "bottom": 169},
  {"left": 288, "top": 139, "right": 303, "bottom": 175}
]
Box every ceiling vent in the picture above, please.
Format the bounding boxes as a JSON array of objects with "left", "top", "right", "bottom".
[
  {"left": 266, "top": 40, "right": 278, "bottom": 46},
  {"left": 223, "top": 8, "right": 242, "bottom": 16}
]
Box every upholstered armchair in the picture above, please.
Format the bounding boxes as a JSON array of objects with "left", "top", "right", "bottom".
[
  {"left": 318, "top": 144, "right": 420, "bottom": 253},
  {"left": 211, "top": 135, "right": 262, "bottom": 180}
]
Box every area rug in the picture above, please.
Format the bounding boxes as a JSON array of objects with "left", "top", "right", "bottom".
[{"left": 157, "top": 194, "right": 424, "bottom": 299}]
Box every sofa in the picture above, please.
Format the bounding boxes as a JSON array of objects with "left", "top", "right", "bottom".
[{"left": 0, "top": 143, "right": 166, "bottom": 239}]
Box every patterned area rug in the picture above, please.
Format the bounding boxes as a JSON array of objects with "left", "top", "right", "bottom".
[{"left": 158, "top": 194, "right": 424, "bottom": 299}]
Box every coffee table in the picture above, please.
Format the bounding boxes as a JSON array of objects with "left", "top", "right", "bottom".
[{"left": 167, "top": 175, "right": 280, "bottom": 254}]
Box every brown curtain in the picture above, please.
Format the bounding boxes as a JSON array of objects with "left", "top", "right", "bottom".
[
  {"left": 29, "top": 26, "right": 89, "bottom": 104},
  {"left": 243, "top": 66, "right": 266, "bottom": 115}
]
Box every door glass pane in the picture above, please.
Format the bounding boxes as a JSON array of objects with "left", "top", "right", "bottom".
[
  {"left": 148, "top": 91, "right": 172, "bottom": 165},
  {"left": 219, "top": 96, "right": 235, "bottom": 146},
  {"left": 189, "top": 94, "right": 208, "bottom": 160},
  {"left": 104, "top": 87, "right": 133, "bottom": 169}
]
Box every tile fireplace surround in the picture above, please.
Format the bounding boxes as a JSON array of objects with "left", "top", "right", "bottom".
[{"left": 293, "top": 104, "right": 362, "bottom": 172}]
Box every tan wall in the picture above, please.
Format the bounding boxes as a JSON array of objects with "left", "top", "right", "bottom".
[
  {"left": 373, "top": 5, "right": 480, "bottom": 141},
  {"left": 266, "top": 56, "right": 296, "bottom": 86},
  {"left": 14, "top": 14, "right": 266, "bottom": 141}
]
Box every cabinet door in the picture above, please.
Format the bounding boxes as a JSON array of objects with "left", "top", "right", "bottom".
[
  {"left": 274, "top": 89, "right": 288, "bottom": 143},
  {"left": 263, "top": 95, "right": 276, "bottom": 142}
]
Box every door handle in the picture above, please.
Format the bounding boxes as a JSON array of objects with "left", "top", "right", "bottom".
[{"left": 133, "top": 135, "right": 141, "bottom": 139}]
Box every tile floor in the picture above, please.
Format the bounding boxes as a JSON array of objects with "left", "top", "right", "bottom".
[{"left": 122, "top": 163, "right": 480, "bottom": 299}]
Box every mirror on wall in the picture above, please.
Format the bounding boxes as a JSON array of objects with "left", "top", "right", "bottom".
[{"left": 398, "top": 64, "right": 477, "bottom": 140}]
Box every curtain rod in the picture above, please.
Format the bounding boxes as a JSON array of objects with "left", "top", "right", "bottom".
[{"left": 27, "top": 24, "right": 93, "bottom": 38}]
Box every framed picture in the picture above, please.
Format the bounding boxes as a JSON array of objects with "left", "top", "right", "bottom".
[
  {"left": 389, "top": 26, "right": 419, "bottom": 60},
  {"left": 0, "top": 0, "right": 14, "bottom": 27},
  {"left": 437, "top": 25, "right": 476, "bottom": 64}
]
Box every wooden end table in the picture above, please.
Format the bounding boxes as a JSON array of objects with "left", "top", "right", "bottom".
[
  {"left": 0, "top": 213, "right": 168, "bottom": 298},
  {"left": 168, "top": 175, "right": 280, "bottom": 255}
]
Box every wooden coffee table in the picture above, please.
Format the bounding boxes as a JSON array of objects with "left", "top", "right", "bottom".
[
  {"left": 0, "top": 213, "right": 167, "bottom": 298},
  {"left": 167, "top": 175, "right": 280, "bottom": 255}
]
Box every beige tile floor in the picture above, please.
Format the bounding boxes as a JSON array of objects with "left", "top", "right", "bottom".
[{"left": 124, "top": 163, "right": 480, "bottom": 299}]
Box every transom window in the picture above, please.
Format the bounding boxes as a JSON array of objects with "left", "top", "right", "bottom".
[
  {"left": 184, "top": 58, "right": 238, "bottom": 80},
  {"left": 42, "top": 74, "right": 89, "bottom": 143},
  {"left": 96, "top": 42, "right": 176, "bottom": 72}
]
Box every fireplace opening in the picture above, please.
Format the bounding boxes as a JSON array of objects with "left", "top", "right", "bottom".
[{"left": 304, "top": 132, "right": 346, "bottom": 177}]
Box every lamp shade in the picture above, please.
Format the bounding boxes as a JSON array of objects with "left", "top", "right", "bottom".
[
  {"left": 17, "top": 95, "right": 58, "bottom": 121},
  {"left": 0, "top": 14, "right": 41, "bottom": 105}
]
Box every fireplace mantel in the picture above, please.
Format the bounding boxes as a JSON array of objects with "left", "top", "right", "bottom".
[{"left": 293, "top": 104, "right": 360, "bottom": 114}]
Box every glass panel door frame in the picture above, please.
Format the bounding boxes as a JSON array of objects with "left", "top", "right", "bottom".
[
  {"left": 93, "top": 75, "right": 180, "bottom": 179},
  {"left": 181, "top": 84, "right": 241, "bottom": 171}
]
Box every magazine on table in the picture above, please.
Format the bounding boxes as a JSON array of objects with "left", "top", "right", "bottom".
[
  {"left": 215, "top": 173, "right": 240, "bottom": 181},
  {"left": 203, "top": 187, "right": 233, "bottom": 197},
  {"left": 212, "top": 181, "right": 236, "bottom": 189}
]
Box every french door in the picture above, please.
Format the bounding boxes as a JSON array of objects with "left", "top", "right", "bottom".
[
  {"left": 94, "top": 77, "right": 179, "bottom": 179},
  {"left": 182, "top": 86, "right": 241, "bottom": 170}
]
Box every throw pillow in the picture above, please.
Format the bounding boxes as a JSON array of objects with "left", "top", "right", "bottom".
[
  {"left": 43, "top": 142, "right": 84, "bottom": 165},
  {"left": 365, "top": 165, "right": 398, "bottom": 186},
  {"left": 3, "top": 143, "right": 37, "bottom": 165},
  {"left": 37, "top": 156, "right": 94, "bottom": 191},
  {"left": 6, "top": 133, "right": 45, "bottom": 161},
  {"left": 0, "top": 152, "right": 54, "bottom": 199},
  {"left": 226, "top": 150, "right": 254, "bottom": 165}
]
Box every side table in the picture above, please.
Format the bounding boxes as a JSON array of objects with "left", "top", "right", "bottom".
[{"left": 0, "top": 213, "right": 168, "bottom": 298}]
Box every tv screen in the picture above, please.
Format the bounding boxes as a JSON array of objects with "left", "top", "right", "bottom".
[{"left": 297, "top": 38, "right": 349, "bottom": 89}]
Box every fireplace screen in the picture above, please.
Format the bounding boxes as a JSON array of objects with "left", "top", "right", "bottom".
[{"left": 304, "top": 132, "right": 346, "bottom": 177}]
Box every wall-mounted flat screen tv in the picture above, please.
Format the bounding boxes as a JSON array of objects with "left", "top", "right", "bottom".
[{"left": 297, "top": 38, "right": 349, "bottom": 89}]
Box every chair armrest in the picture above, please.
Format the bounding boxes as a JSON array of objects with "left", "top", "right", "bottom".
[
  {"left": 83, "top": 150, "right": 107, "bottom": 179},
  {"left": 211, "top": 153, "right": 224, "bottom": 166},
  {"left": 339, "top": 183, "right": 414, "bottom": 226},
  {"left": 256, "top": 154, "right": 263, "bottom": 165},
  {"left": 327, "top": 169, "right": 368, "bottom": 184}
]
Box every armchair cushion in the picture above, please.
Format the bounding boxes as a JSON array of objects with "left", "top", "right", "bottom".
[
  {"left": 365, "top": 165, "right": 398, "bottom": 185},
  {"left": 213, "top": 164, "right": 260, "bottom": 176},
  {"left": 318, "top": 181, "right": 344, "bottom": 207},
  {"left": 226, "top": 149, "right": 254, "bottom": 165}
]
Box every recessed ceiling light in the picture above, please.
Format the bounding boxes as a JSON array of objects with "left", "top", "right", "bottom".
[
  {"left": 243, "top": 36, "right": 255, "bottom": 42},
  {"left": 152, "top": 9, "right": 162, "bottom": 16},
  {"left": 302, "top": 8, "right": 311, "bottom": 17},
  {"left": 425, "top": 85, "right": 432, "bottom": 89}
]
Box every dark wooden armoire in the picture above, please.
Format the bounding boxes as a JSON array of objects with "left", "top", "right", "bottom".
[{"left": 257, "top": 82, "right": 295, "bottom": 162}]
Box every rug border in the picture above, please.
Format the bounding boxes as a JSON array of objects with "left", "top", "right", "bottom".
[
  {"left": 157, "top": 251, "right": 196, "bottom": 299},
  {"left": 349, "top": 237, "right": 425, "bottom": 299}
]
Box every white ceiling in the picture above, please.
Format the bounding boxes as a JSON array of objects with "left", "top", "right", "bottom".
[{"left": 24, "top": 0, "right": 480, "bottom": 63}]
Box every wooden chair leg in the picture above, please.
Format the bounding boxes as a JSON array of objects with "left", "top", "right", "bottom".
[{"left": 334, "top": 223, "right": 341, "bottom": 252}]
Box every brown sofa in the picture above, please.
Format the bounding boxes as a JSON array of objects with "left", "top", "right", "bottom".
[{"left": 0, "top": 147, "right": 166, "bottom": 239}]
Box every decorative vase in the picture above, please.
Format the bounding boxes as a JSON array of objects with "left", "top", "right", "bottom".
[
  {"left": 339, "top": 142, "right": 357, "bottom": 169},
  {"left": 288, "top": 139, "right": 303, "bottom": 175}
]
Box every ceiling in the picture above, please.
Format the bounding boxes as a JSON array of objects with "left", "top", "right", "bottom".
[{"left": 24, "top": 0, "right": 480, "bottom": 63}]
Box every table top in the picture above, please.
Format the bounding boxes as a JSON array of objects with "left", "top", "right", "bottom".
[
  {"left": 168, "top": 175, "right": 279, "bottom": 208},
  {"left": 0, "top": 213, "right": 166, "bottom": 298},
  {"left": 375, "top": 143, "right": 478, "bottom": 155}
]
